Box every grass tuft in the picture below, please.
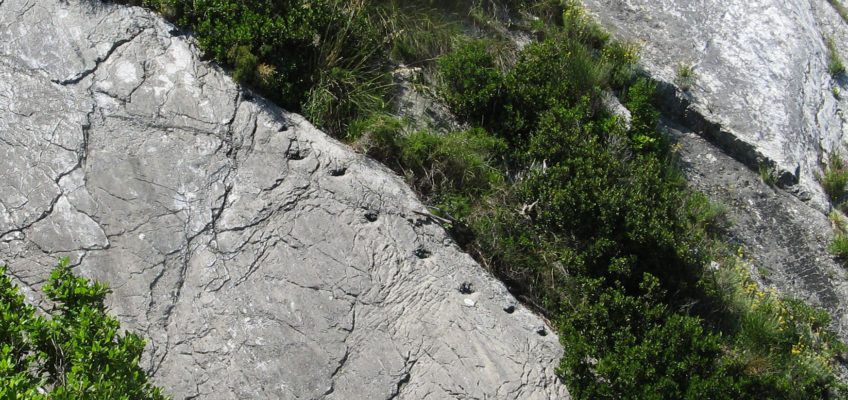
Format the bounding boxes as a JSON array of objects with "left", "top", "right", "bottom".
[
  {"left": 759, "top": 165, "right": 777, "bottom": 187},
  {"left": 675, "top": 63, "right": 696, "bottom": 91},
  {"left": 826, "top": 36, "right": 846, "bottom": 77},
  {"left": 830, "top": 233, "right": 848, "bottom": 259},
  {"left": 819, "top": 151, "right": 848, "bottom": 203}
]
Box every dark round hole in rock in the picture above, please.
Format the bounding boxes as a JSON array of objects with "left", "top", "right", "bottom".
[
  {"left": 364, "top": 211, "right": 378, "bottom": 222},
  {"left": 503, "top": 305, "right": 515, "bottom": 314},
  {"left": 413, "top": 248, "right": 431, "bottom": 259},
  {"left": 458, "top": 282, "right": 474, "bottom": 294},
  {"left": 329, "top": 167, "right": 347, "bottom": 176},
  {"left": 286, "top": 148, "right": 307, "bottom": 160}
]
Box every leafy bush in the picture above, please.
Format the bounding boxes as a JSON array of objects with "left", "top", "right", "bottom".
[
  {"left": 437, "top": 40, "right": 502, "bottom": 125},
  {"left": 624, "top": 79, "right": 662, "bottom": 152},
  {"left": 0, "top": 259, "right": 168, "bottom": 399},
  {"left": 496, "top": 35, "right": 612, "bottom": 138},
  {"left": 561, "top": 255, "right": 848, "bottom": 399},
  {"left": 559, "top": 275, "right": 732, "bottom": 400}
]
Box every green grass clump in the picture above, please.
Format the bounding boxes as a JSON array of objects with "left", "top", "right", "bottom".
[
  {"left": 676, "top": 63, "right": 696, "bottom": 91},
  {"left": 820, "top": 151, "right": 848, "bottom": 203},
  {"left": 759, "top": 165, "right": 777, "bottom": 187},
  {"left": 826, "top": 36, "right": 846, "bottom": 77},
  {"left": 706, "top": 258, "right": 846, "bottom": 394},
  {"left": 378, "top": 2, "right": 460, "bottom": 66},
  {"left": 355, "top": 117, "right": 506, "bottom": 202},
  {"left": 830, "top": 234, "right": 848, "bottom": 259},
  {"left": 828, "top": 210, "right": 848, "bottom": 260}
]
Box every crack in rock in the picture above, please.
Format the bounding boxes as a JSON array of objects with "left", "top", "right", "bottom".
[{"left": 51, "top": 27, "right": 146, "bottom": 86}]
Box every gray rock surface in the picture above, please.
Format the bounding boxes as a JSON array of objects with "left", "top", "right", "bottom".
[
  {"left": 577, "top": 0, "right": 848, "bottom": 338},
  {"left": 0, "top": 0, "right": 568, "bottom": 398}
]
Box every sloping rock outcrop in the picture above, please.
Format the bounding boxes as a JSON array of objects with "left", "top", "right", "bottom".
[
  {"left": 0, "top": 0, "right": 568, "bottom": 398},
  {"left": 580, "top": 0, "right": 848, "bottom": 338},
  {"left": 581, "top": 0, "right": 848, "bottom": 203}
]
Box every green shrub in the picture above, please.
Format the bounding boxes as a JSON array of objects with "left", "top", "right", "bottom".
[
  {"left": 830, "top": 233, "right": 848, "bottom": 259},
  {"left": 0, "top": 259, "right": 168, "bottom": 399},
  {"left": 559, "top": 275, "right": 730, "bottom": 400},
  {"left": 624, "top": 79, "right": 662, "bottom": 152},
  {"left": 437, "top": 40, "right": 502, "bottom": 125},
  {"left": 496, "top": 36, "right": 611, "bottom": 138},
  {"left": 226, "top": 44, "right": 259, "bottom": 83}
]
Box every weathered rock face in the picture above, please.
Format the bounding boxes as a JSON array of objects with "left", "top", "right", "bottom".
[
  {"left": 0, "top": 0, "right": 568, "bottom": 398},
  {"left": 669, "top": 118, "right": 848, "bottom": 339},
  {"left": 581, "top": 0, "right": 848, "bottom": 206},
  {"left": 579, "top": 0, "right": 848, "bottom": 338}
]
